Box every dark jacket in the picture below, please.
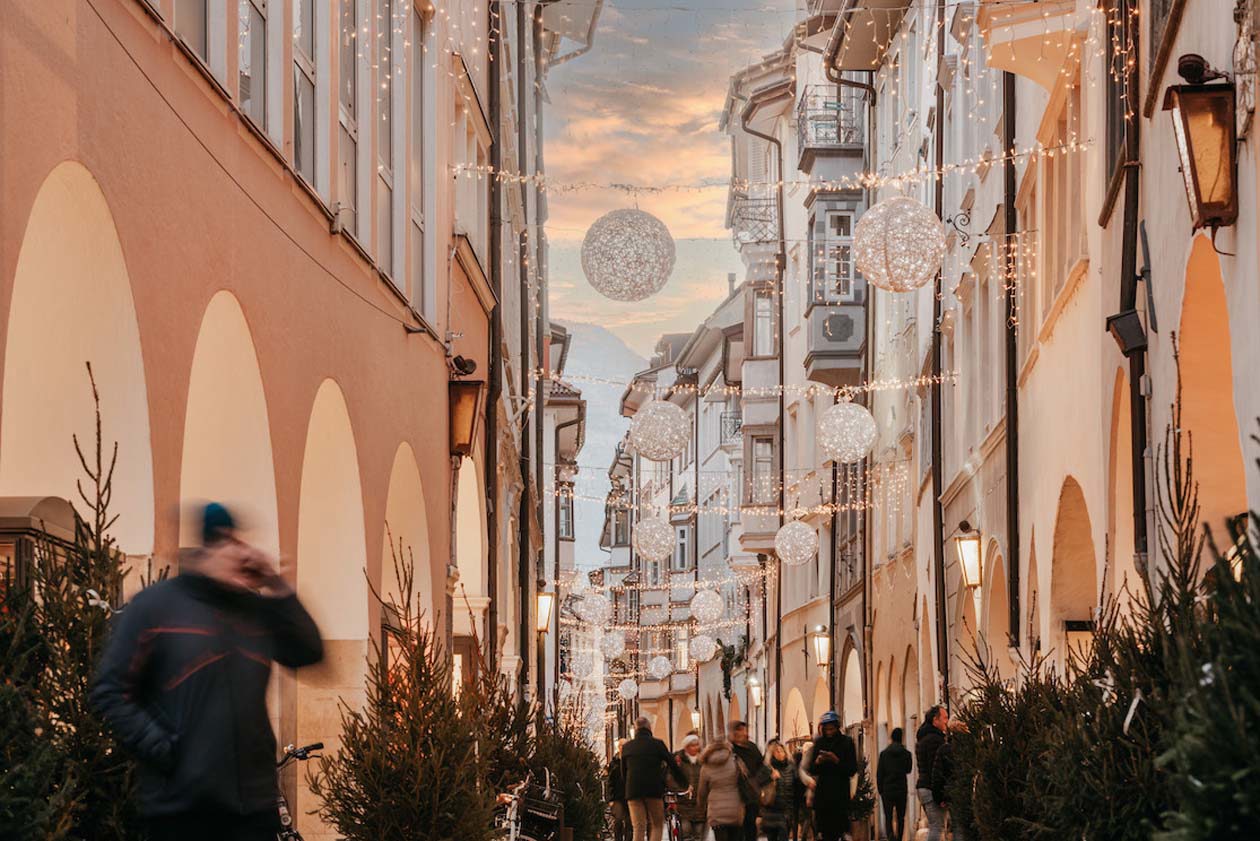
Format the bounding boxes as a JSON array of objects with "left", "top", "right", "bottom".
[
  {"left": 760, "top": 754, "right": 798, "bottom": 824},
  {"left": 675, "top": 749, "right": 704, "bottom": 820},
  {"left": 914, "top": 719, "right": 946, "bottom": 792},
  {"left": 804, "top": 732, "right": 858, "bottom": 804},
  {"left": 876, "top": 742, "right": 913, "bottom": 797},
  {"left": 731, "top": 739, "right": 772, "bottom": 787},
  {"left": 620, "top": 728, "right": 687, "bottom": 800},
  {"left": 90, "top": 573, "right": 323, "bottom": 817},
  {"left": 931, "top": 740, "right": 956, "bottom": 806},
  {"left": 608, "top": 759, "right": 627, "bottom": 802}
]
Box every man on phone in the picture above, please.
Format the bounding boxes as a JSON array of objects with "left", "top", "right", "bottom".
[
  {"left": 799, "top": 711, "right": 858, "bottom": 841},
  {"left": 91, "top": 503, "right": 324, "bottom": 841}
]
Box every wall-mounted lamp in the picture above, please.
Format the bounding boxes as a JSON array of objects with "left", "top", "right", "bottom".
[
  {"left": 1106, "top": 310, "right": 1148, "bottom": 357},
  {"left": 954, "top": 521, "right": 983, "bottom": 590},
  {"left": 449, "top": 378, "right": 487, "bottom": 457},
  {"left": 691, "top": 708, "right": 702, "bottom": 731},
  {"left": 536, "top": 586, "right": 555, "bottom": 635},
  {"left": 748, "top": 676, "right": 764, "bottom": 708},
  {"left": 1163, "top": 54, "right": 1239, "bottom": 231},
  {"left": 809, "top": 624, "right": 831, "bottom": 673}
]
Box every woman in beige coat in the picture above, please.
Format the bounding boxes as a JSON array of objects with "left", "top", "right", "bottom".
[{"left": 698, "top": 737, "right": 745, "bottom": 841}]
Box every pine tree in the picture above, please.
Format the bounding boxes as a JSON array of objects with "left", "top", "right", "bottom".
[{"left": 531, "top": 700, "right": 607, "bottom": 841}]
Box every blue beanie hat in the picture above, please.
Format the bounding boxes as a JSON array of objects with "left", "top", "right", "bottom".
[
  {"left": 819, "top": 710, "right": 840, "bottom": 726},
  {"left": 201, "top": 502, "right": 236, "bottom": 545}
]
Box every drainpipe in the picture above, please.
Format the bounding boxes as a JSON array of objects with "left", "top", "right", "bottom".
[
  {"left": 1002, "top": 70, "right": 1021, "bottom": 648},
  {"left": 931, "top": 0, "right": 950, "bottom": 702},
  {"left": 487, "top": 0, "right": 503, "bottom": 673},
  {"left": 554, "top": 412, "right": 583, "bottom": 710},
  {"left": 532, "top": 1, "right": 549, "bottom": 714},
  {"left": 516, "top": 0, "right": 533, "bottom": 702},
  {"left": 739, "top": 94, "right": 786, "bottom": 738}
]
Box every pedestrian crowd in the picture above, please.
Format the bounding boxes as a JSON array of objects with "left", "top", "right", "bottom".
[{"left": 607, "top": 704, "right": 968, "bottom": 841}]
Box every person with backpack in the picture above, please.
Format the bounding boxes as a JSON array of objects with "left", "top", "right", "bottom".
[
  {"left": 621, "top": 717, "right": 689, "bottom": 841},
  {"left": 799, "top": 712, "right": 857, "bottom": 841},
  {"left": 698, "top": 735, "right": 745, "bottom": 841},
  {"left": 729, "top": 721, "right": 772, "bottom": 841},
  {"left": 877, "top": 728, "right": 913, "bottom": 841}
]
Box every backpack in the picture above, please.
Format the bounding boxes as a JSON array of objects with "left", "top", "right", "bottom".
[{"left": 735, "top": 757, "right": 760, "bottom": 806}]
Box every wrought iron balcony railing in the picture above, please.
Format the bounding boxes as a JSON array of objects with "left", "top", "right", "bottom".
[
  {"left": 731, "top": 195, "right": 778, "bottom": 246},
  {"left": 797, "top": 84, "right": 865, "bottom": 153},
  {"left": 720, "top": 411, "right": 743, "bottom": 447}
]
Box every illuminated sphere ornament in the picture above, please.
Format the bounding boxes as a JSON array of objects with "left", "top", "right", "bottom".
[
  {"left": 618, "top": 678, "right": 639, "bottom": 700},
  {"left": 571, "top": 652, "right": 596, "bottom": 679},
  {"left": 689, "top": 633, "right": 718, "bottom": 663},
  {"left": 629, "top": 399, "right": 690, "bottom": 462},
  {"left": 600, "top": 632, "right": 627, "bottom": 660},
  {"left": 647, "top": 655, "right": 674, "bottom": 681},
  {"left": 576, "top": 592, "right": 612, "bottom": 626},
  {"left": 581, "top": 208, "right": 677, "bottom": 301},
  {"left": 634, "top": 516, "right": 675, "bottom": 563},
  {"left": 853, "top": 195, "right": 945, "bottom": 293},
  {"left": 775, "top": 520, "right": 819, "bottom": 567},
  {"left": 689, "top": 588, "right": 724, "bottom": 625},
  {"left": 818, "top": 401, "right": 877, "bottom": 464}
]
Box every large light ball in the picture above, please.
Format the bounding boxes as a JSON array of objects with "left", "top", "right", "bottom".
[
  {"left": 617, "top": 678, "right": 639, "bottom": 700},
  {"left": 775, "top": 520, "right": 819, "bottom": 567},
  {"left": 689, "top": 633, "right": 718, "bottom": 663},
  {"left": 576, "top": 592, "right": 612, "bottom": 626},
  {"left": 571, "top": 651, "right": 597, "bottom": 679},
  {"left": 629, "top": 399, "right": 690, "bottom": 462},
  {"left": 647, "top": 655, "right": 674, "bottom": 680},
  {"left": 634, "top": 516, "right": 675, "bottom": 563},
  {"left": 853, "top": 195, "right": 945, "bottom": 293},
  {"left": 601, "top": 632, "right": 627, "bottom": 660},
  {"left": 689, "top": 588, "right": 724, "bottom": 625},
  {"left": 818, "top": 401, "right": 877, "bottom": 464},
  {"left": 581, "top": 208, "right": 677, "bottom": 301}
]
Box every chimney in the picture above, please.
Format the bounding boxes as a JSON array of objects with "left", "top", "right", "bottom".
[{"left": 727, "top": 272, "right": 736, "bottom": 296}]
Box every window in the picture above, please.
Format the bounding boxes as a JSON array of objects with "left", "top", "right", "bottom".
[
  {"left": 409, "top": 8, "right": 428, "bottom": 310},
  {"left": 377, "top": 0, "right": 395, "bottom": 276},
  {"left": 1104, "top": 0, "right": 1130, "bottom": 183},
  {"left": 675, "top": 630, "right": 690, "bottom": 672},
  {"left": 293, "top": 0, "right": 316, "bottom": 184},
  {"left": 673, "top": 526, "right": 690, "bottom": 572},
  {"left": 750, "top": 436, "right": 775, "bottom": 504},
  {"left": 176, "top": 0, "right": 208, "bottom": 60},
  {"left": 812, "top": 210, "right": 856, "bottom": 302},
  {"left": 338, "top": 0, "right": 359, "bottom": 235},
  {"left": 454, "top": 102, "right": 490, "bottom": 262},
  {"left": 239, "top": 0, "right": 267, "bottom": 128},
  {"left": 753, "top": 288, "right": 775, "bottom": 356},
  {"left": 629, "top": 589, "right": 640, "bottom": 619},
  {"left": 649, "top": 559, "right": 660, "bottom": 586},
  {"left": 559, "top": 487, "right": 574, "bottom": 541},
  {"left": 612, "top": 509, "right": 630, "bottom": 547},
  {"left": 1040, "top": 83, "right": 1085, "bottom": 306}
]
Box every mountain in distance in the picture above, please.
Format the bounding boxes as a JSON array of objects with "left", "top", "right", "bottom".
[{"left": 556, "top": 321, "right": 647, "bottom": 578}]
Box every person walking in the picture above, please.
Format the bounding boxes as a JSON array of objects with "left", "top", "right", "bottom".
[
  {"left": 876, "top": 728, "right": 913, "bottom": 841},
  {"left": 90, "top": 503, "right": 324, "bottom": 841},
  {"left": 698, "top": 736, "right": 746, "bottom": 841},
  {"left": 760, "top": 739, "right": 799, "bottom": 841},
  {"left": 609, "top": 739, "right": 631, "bottom": 841},
  {"left": 675, "top": 733, "right": 706, "bottom": 841},
  {"left": 931, "top": 720, "right": 970, "bottom": 841},
  {"left": 729, "top": 721, "right": 771, "bottom": 841},
  {"left": 791, "top": 745, "right": 809, "bottom": 841},
  {"left": 622, "top": 716, "right": 689, "bottom": 841},
  {"left": 914, "top": 706, "right": 949, "bottom": 841},
  {"left": 799, "top": 712, "right": 857, "bottom": 841}
]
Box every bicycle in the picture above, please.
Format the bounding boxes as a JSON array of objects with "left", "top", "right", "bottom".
[
  {"left": 275, "top": 741, "right": 323, "bottom": 840},
  {"left": 664, "top": 790, "right": 699, "bottom": 841},
  {"left": 495, "top": 770, "right": 563, "bottom": 841}
]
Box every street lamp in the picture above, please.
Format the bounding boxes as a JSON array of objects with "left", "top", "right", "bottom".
[
  {"left": 809, "top": 625, "right": 831, "bottom": 674},
  {"left": 690, "top": 708, "right": 702, "bottom": 732},
  {"left": 1162, "top": 54, "right": 1238, "bottom": 231},
  {"left": 536, "top": 586, "right": 556, "bottom": 635},
  {"left": 954, "top": 521, "right": 983, "bottom": 590},
  {"left": 449, "top": 378, "right": 487, "bottom": 457},
  {"left": 748, "top": 676, "right": 764, "bottom": 708}
]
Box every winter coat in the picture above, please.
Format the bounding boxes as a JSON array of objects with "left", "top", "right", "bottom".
[
  {"left": 876, "top": 742, "right": 913, "bottom": 797},
  {"left": 675, "top": 750, "right": 704, "bottom": 820},
  {"left": 698, "top": 743, "right": 745, "bottom": 827},
  {"left": 759, "top": 755, "right": 798, "bottom": 827},
  {"left": 931, "top": 740, "right": 956, "bottom": 806},
  {"left": 802, "top": 733, "right": 857, "bottom": 810},
  {"left": 90, "top": 573, "right": 323, "bottom": 817},
  {"left": 731, "top": 739, "right": 773, "bottom": 787},
  {"left": 608, "top": 759, "right": 627, "bottom": 802},
  {"left": 914, "top": 720, "right": 946, "bottom": 792},
  {"left": 621, "top": 728, "right": 688, "bottom": 800}
]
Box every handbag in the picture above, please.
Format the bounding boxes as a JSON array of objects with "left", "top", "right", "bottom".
[
  {"left": 759, "top": 778, "right": 777, "bottom": 808},
  {"left": 735, "top": 758, "right": 760, "bottom": 806}
]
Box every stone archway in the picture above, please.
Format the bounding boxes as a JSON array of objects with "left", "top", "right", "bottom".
[
  {"left": 1179, "top": 236, "right": 1247, "bottom": 544},
  {"left": 1050, "top": 478, "right": 1097, "bottom": 665},
  {"left": 901, "top": 646, "right": 919, "bottom": 741},
  {"left": 783, "top": 686, "right": 810, "bottom": 741},
  {"left": 840, "top": 644, "right": 862, "bottom": 729},
  {"left": 454, "top": 459, "right": 489, "bottom": 641},
  {"left": 382, "top": 442, "right": 432, "bottom": 620},
  {"left": 1, "top": 161, "right": 154, "bottom": 556},
  {"left": 1108, "top": 369, "right": 1138, "bottom": 604},
  {"left": 984, "top": 546, "right": 1016, "bottom": 681},
  {"left": 811, "top": 676, "right": 830, "bottom": 728},
  {"left": 919, "top": 598, "right": 934, "bottom": 710}
]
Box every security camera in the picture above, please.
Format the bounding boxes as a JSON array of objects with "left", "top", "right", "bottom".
[{"left": 451, "top": 355, "right": 478, "bottom": 376}]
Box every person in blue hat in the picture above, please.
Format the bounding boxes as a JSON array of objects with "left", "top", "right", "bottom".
[
  {"left": 91, "top": 502, "right": 324, "bottom": 841},
  {"left": 799, "top": 711, "right": 858, "bottom": 841}
]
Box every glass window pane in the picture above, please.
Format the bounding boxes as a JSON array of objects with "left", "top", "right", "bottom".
[
  {"left": 176, "top": 0, "right": 208, "bottom": 59},
  {"left": 378, "top": 0, "right": 392, "bottom": 163},
  {"left": 410, "top": 220, "right": 424, "bottom": 309},
  {"left": 378, "top": 179, "right": 393, "bottom": 275},
  {"left": 239, "top": 1, "right": 267, "bottom": 128},
  {"left": 294, "top": 68, "right": 315, "bottom": 183},
  {"left": 294, "top": 0, "right": 314, "bottom": 60},
  {"left": 340, "top": 0, "right": 357, "bottom": 119},
  {"left": 339, "top": 126, "right": 357, "bottom": 234}
]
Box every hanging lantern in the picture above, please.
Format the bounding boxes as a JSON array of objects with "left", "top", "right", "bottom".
[
  {"left": 600, "top": 632, "right": 627, "bottom": 660},
  {"left": 818, "top": 400, "right": 877, "bottom": 464},
  {"left": 629, "top": 399, "right": 690, "bottom": 462},
  {"left": 852, "top": 195, "right": 945, "bottom": 292},
  {"left": 647, "top": 655, "right": 674, "bottom": 680},
  {"left": 571, "top": 652, "right": 597, "bottom": 679},
  {"left": 617, "top": 678, "right": 639, "bottom": 700},
  {"left": 576, "top": 592, "right": 612, "bottom": 626},
  {"left": 634, "top": 516, "right": 675, "bottom": 563},
  {"left": 581, "top": 208, "right": 677, "bottom": 301},
  {"left": 689, "top": 588, "right": 724, "bottom": 624},
  {"left": 689, "top": 633, "right": 718, "bottom": 663},
  {"left": 775, "top": 520, "right": 819, "bottom": 567}
]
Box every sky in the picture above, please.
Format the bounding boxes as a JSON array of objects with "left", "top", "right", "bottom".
[{"left": 543, "top": 0, "right": 799, "bottom": 356}]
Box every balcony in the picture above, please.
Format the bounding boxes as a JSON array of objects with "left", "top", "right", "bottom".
[
  {"left": 797, "top": 85, "right": 865, "bottom": 172},
  {"left": 720, "top": 411, "right": 743, "bottom": 449},
  {"left": 804, "top": 302, "right": 866, "bottom": 388},
  {"left": 730, "top": 195, "right": 778, "bottom": 247}
]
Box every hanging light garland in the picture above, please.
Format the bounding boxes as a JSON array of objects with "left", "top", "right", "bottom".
[
  {"left": 818, "top": 400, "right": 878, "bottom": 464},
  {"left": 629, "top": 399, "right": 691, "bottom": 461},
  {"left": 580, "top": 208, "right": 677, "bottom": 301},
  {"left": 633, "top": 516, "right": 676, "bottom": 563},
  {"left": 774, "top": 520, "right": 819, "bottom": 567}
]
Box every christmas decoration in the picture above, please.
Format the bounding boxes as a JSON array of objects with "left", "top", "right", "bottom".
[
  {"left": 617, "top": 679, "right": 639, "bottom": 700},
  {"left": 629, "top": 399, "right": 690, "bottom": 462},
  {"left": 600, "top": 632, "right": 627, "bottom": 660},
  {"left": 852, "top": 195, "right": 945, "bottom": 292},
  {"left": 579, "top": 208, "right": 677, "bottom": 301},
  {"left": 774, "top": 520, "right": 819, "bottom": 567},
  {"left": 818, "top": 401, "right": 877, "bottom": 464},
  {"left": 689, "top": 634, "right": 718, "bottom": 663},
  {"left": 575, "top": 592, "right": 612, "bottom": 626},
  {"left": 570, "top": 652, "right": 597, "bottom": 680},
  {"left": 633, "top": 516, "right": 675, "bottom": 563},
  {"left": 689, "top": 589, "right": 724, "bottom": 625},
  {"left": 646, "top": 655, "right": 673, "bottom": 681}
]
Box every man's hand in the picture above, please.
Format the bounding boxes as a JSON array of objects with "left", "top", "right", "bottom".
[
  {"left": 243, "top": 550, "right": 293, "bottom": 597},
  {"left": 818, "top": 750, "right": 839, "bottom": 765}
]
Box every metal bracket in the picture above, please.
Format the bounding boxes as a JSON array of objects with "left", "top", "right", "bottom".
[
  {"left": 945, "top": 209, "right": 973, "bottom": 247},
  {"left": 1138, "top": 221, "right": 1159, "bottom": 333}
]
